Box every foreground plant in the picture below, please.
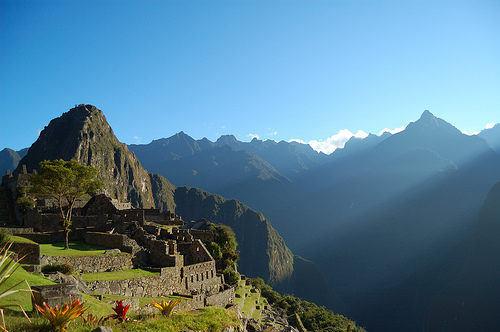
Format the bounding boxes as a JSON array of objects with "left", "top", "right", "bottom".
[
  {"left": 151, "top": 297, "right": 183, "bottom": 317},
  {"left": 0, "top": 242, "right": 33, "bottom": 332},
  {"left": 35, "top": 297, "right": 88, "bottom": 332},
  {"left": 106, "top": 300, "right": 130, "bottom": 322},
  {"left": 81, "top": 313, "right": 104, "bottom": 326}
]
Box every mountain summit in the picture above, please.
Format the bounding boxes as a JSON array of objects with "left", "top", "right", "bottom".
[{"left": 15, "top": 104, "right": 155, "bottom": 207}]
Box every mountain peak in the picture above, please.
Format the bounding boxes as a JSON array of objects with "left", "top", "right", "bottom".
[
  {"left": 216, "top": 134, "right": 239, "bottom": 145},
  {"left": 15, "top": 104, "right": 155, "bottom": 207},
  {"left": 407, "top": 110, "right": 461, "bottom": 135},
  {"left": 417, "top": 110, "right": 438, "bottom": 126}
]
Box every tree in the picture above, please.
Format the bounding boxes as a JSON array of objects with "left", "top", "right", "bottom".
[{"left": 28, "top": 159, "right": 103, "bottom": 249}]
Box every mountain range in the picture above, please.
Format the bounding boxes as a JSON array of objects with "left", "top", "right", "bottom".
[
  {"left": 2, "top": 106, "right": 500, "bottom": 331},
  {"left": 127, "top": 110, "right": 500, "bottom": 331},
  {"left": 1, "top": 104, "right": 339, "bottom": 312}
]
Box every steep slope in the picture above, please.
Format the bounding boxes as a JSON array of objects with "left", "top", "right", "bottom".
[
  {"left": 14, "top": 104, "right": 155, "bottom": 207},
  {"left": 428, "top": 182, "right": 500, "bottom": 331},
  {"left": 478, "top": 123, "right": 500, "bottom": 154},
  {"left": 296, "top": 111, "right": 500, "bottom": 331},
  {"left": 149, "top": 172, "right": 340, "bottom": 310},
  {"left": 129, "top": 133, "right": 294, "bottom": 213}
]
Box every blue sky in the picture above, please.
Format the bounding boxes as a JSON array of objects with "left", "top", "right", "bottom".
[{"left": 1, "top": 0, "right": 499, "bottom": 153}]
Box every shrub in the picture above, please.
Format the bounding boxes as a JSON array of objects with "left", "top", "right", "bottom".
[
  {"left": 105, "top": 300, "right": 130, "bottom": 322},
  {"left": 41, "top": 263, "right": 73, "bottom": 275},
  {"left": 35, "top": 297, "right": 88, "bottom": 332},
  {"left": 151, "top": 297, "right": 183, "bottom": 317},
  {"left": 0, "top": 242, "right": 33, "bottom": 331},
  {"left": 15, "top": 195, "right": 35, "bottom": 215},
  {"left": 0, "top": 230, "right": 10, "bottom": 244},
  {"left": 222, "top": 267, "right": 239, "bottom": 285}
]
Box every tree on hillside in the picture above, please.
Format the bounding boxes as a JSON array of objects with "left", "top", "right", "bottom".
[
  {"left": 28, "top": 159, "right": 103, "bottom": 249},
  {"left": 206, "top": 224, "right": 240, "bottom": 285}
]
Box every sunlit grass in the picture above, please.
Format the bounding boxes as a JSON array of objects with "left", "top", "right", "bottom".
[
  {"left": 5, "top": 306, "right": 241, "bottom": 332},
  {"left": 81, "top": 268, "right": 159, "bottom": 282},
  {"left": 39, "top": 241, "right": 110, "bottom": 257}
]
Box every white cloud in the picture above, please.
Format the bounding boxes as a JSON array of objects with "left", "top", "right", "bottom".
[
  {"left": 486, "top": 122, "right": 496, "bottom": 129},
  {"left": 462, "top": 130, "right": 479, "bottom": 136},
  {"left": 289, "top": 138, "right": 306, "bottom": 144},
  {"left": 378, "top": 126, "right": 406, "bottom": 136},
  {"left": 247, "top": 133, "right": 260, "bottom": 140},
  {"left": 268, "top": 131, "right": 278, "bottom": 136},
  {"left": 221, "top": 125, "right": 226, "bottom": 129},
  {"left": 308, "top": 129, "right": 368, "bottom": 154}
]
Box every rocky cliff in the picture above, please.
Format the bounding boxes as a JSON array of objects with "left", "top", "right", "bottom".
[{"left": 14, "top": 105, "right": 155, "bottom": 208}]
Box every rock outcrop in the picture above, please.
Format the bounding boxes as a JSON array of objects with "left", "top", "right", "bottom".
[{"left": 14, "top": 104, "right": 155, "bottom": 208}]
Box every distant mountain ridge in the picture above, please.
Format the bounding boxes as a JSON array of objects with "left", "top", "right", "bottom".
[
  {"left": 127, "top": 110, "right": 500, "bottom": 331},
  {"left": 0, "top": 148, "right": 27, "bottom": 177},
  {"left": 479, "top": 123, "right": 500, "bottom": 154}
]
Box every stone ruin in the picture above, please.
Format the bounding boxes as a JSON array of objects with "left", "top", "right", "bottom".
[{"left": 1, "top": 170, "right": 236, "bottom": 313}]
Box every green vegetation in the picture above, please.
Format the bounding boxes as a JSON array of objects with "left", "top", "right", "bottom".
[
  {"left": 1, "top": 256, "right": 54, "bottom": 313},
  {"left": 5, "top": 235, "right": 36, "bottom": 244},
  {"left": 81, "top": 269, "right": 159, "bottom": 282},
  {"left": 0, "top": 229, "right": 10, "bottom": 243},
  {"left": 28, "top": 159, "right": 104, "bottom": 249},
  {"left": 5, "top": 306, "right": 241, "bottom": 332},
  {"left": 222, "top": 267, "right": 239, "bottom": 285},
  {"left": 206, "top": 224, "right": 239, "bottom": 272},
  {"left": 35, "top": 297, "right": 88, "bottom": 332},
  {"left": 39, "top": 241, "right": 109, "bottom": 257},
  {"left": 251, "top": 278, "right": 366, "bottom": 332}
]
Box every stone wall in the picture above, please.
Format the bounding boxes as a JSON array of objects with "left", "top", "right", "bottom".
[
  {"left": 120, "top": 209, "right": 144, "bottom": 224},
  {"left": 32, "top": 283, "right": 82, "bottom": 308},
  {"left": 86, "top": 274, "right": 181, "bottom": 298},
  {"left": 205, "top": 286, "right": 236, "bottom": 308},
  {"left": 190, "top": 229, "right": 216, "bottom": 243},
  {"left": 167, "top": 228, "right": 194, "bottom": 242},
  {"left": 40, "top": 253, "right": 134, "bottom": 273},
  {"left": 183, "top": 261, "right": 220, "bottom": 294},
  {"left": 23, "top": 211, "right": 109, "bottom": 233},
  {"left": 9, "top": 242, "right": 40, "bottom": 264},
  {"left": 149, "top": 240, "right": 182, "bottom": 267},
  {"left": 85, "top": 232, "right": 138, "bottom": 253},
  {"left": 15, "top": 228, "right": 99, "bottom": 244}
]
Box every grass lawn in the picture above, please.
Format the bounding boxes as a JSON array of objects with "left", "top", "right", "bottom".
[
  {"left": 1, "top": 257, "right": 55, "bottom": 313},
  {"left": 81, "top": 268, "right": 160, "bottom": 282},
  {"left": 39, "top": 241, "right": 110, "bottom": 257},
  {"left": 5, "top": 235, "right": 37, "bottom": 244}
]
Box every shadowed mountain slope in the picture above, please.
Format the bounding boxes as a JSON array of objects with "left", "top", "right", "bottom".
[
  {"left": 131, "top": 110, "right": 500, "bottom": 331},
  {"left": 428, "top": 181, "right": 500, "bottom": 331},
  {"left": 149, "top": 172, "right": 341, "bottom": 309},
  {"left": 0, "top": 148, "right": 22, "bottom": 176},
  {"left": 478, "top": 123, "right": 500, "bottom": 154},
  {"left": 14, "top": 104, "right": 155, "bottom": 207}
]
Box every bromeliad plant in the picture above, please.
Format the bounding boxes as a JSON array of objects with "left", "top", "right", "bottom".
[
  {"left": 0, "top": 242, "right": 33, "bottom": 332},
  {"left": 106, "top": 300, "right": 131, "bottom": 322},
  {"left": 35, "top": 297, "right": 88, "bottom": 332},
  {"left": 151, "top": 297, "right": 183, "bottom": 317},
  {"left": 81, "top": 313, "right": 104, "bottom": 326}
]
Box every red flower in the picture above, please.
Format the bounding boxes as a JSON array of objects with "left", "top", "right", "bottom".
[{"left": 105, "top": 300, "right": 130, "bottom": 322}]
